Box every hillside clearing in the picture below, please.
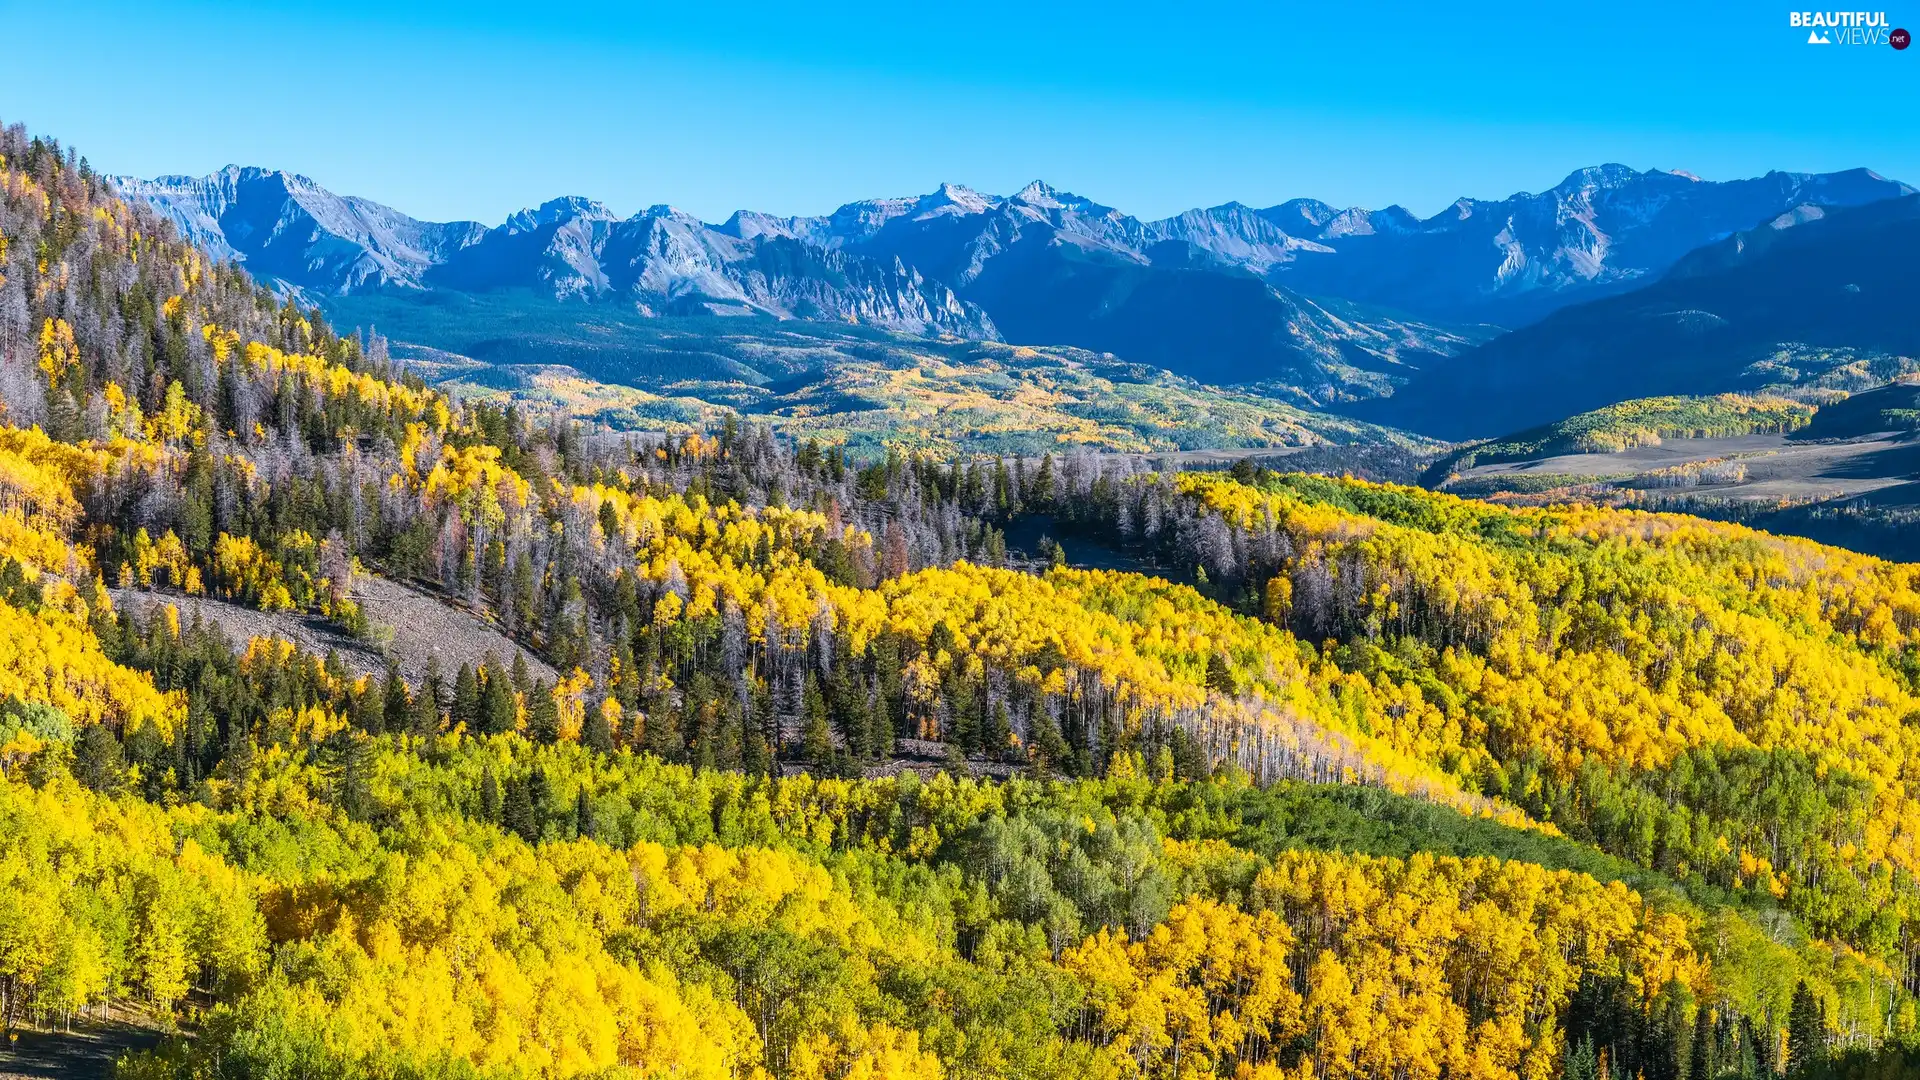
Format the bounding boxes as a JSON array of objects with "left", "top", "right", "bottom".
[{"left": 112, "top": 574, "right": 556, "bottom": 688}]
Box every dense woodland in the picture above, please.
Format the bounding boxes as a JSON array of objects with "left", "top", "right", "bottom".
[{"left": 5, "top": 121, "right": 1920, "bottom": 1079}]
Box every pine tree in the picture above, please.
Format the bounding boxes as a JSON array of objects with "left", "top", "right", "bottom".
[
  {"left": 1205, "top": 652, "right": 1237, "bottom": 695},
  {"left": 338, "top": 735, "right": 373, "bottom": 822},
  {"left": 582, "top": 699, "right": 616, "bottom": 756},
  {"left": 800, "top": 673, "right": 833, "bottom": 766},
  {"left": 1787, "top": 981, "right": 1825, "bottom": 1076},
  {"left": 743, "top": 680, "right": 774, "bottom": 777},
  {"left": 870, "top": 636, "right": 903, "bottom": 740},
  {"left": 222, "top": 719, "right": 255, "bottom": 790},
  {"left": 74, "top": 724, "right": 124, "bottom": 793},
  {"left": 527, "top": 681, "right": 561, "bottom": 744},
  {"left": 171, "top": 710, "right": 199, "bottom": 790},
  {"left": 1031, "top": 452, "right": 1055, "bottom": 508},
  {"left": 412, "top": 656, "right": 446, "bottom": 737},
  {"left": 1563, "top": 1035, "right": 1599, "bottom": 1080},
  {"left": 990, "top": 699, "right": 1021, "bottom": 757},
  {"left": 828, "top": 662, "right": 871, "bottom": 761},
  {"left": 1028, "top": 710, "right": 1069, "bottom": 776},
  {"left": 380, "top": 663, "right": 408, "bottom": 736},
  {"left": 478, "top": 767, "right": 502, "bottom": 823},
  {"left": 450, "top": 664, "right": 479, "bottom": 730},
  {"left": 1650, "top": 991, "right": 1688, "bottom": 1080},
  {"left": 749, "top": 677, "right": 778, "bottom": 769},
  {"left": 127, "top": 721, "right": 168, "bottom": 801},
  {"left": 511, "top": 555, "right": 538, "bottom": 634},
  {"left": 943, "top": 740, "right": 971, "bottom": 778},
  {"left": 502, "top": 774, "right": 537, "bottom": 842},
  {"left": 946, "top": 673, "right": 980, "bottom": 752},
  {"left": 551, "top": 580, "right": 587, "bottom": 670},
  {"left": 1169, "top": 726, "right": 1210, "bottom": 781},
  {"left": 479, "top": 659, "right": 516, "bottom": 735},
  {"left": 643, "top": 693, "right": 681, "bottom": 761},
  {"left": 714, "top": 693, "right": 744, "bottom": 770},
  {"left": 1689, "top": 1004, "right": 1714, "bottom": 1080},
  {"left": 573, "top": 788, "right": 596, "bottom": 840},
  {"left": 528, "top": 766, "right": 551, "bottom": 825},
  {"left": 410, "top": 673, "right": 442, "bottom": 740},
  {"left": 1745, "top": 1014, "right": 1775, "bottom": 1078}
]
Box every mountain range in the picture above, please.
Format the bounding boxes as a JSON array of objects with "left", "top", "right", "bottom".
[
  {"left": 117, "top": 162, "right": 1915, "bottom": 418},
  {"left": 115, "top": 168, "right": 997, "bottom": 339}
]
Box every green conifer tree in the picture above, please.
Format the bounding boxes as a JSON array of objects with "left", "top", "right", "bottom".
[
  {"left": 1787, "top": 981, "right": 1826, "bottom": 1076},
  {"left": 1028, "top": 710, "right": 1069, "bottom": 777},
  {"left": 509, "top": 651, "right": 531, "bottom": 697},
  {"left": 1689, "top": 1004, "right": 1714, "bottom": 1080},
  {"left": 75, "top": 724, "right": 124, "bottom": 794},
  {"left": 478, "top": 767, "right": 502, "bottom": 823},
  {"left": 382, "top": 666, "right": 409, "bottom": 734},
  {"left": 479, "top": 658, "right": 516, "bottom": 735},
  {"left": 450, "top": 664, "right": 479, "bottom": 730},
  {"left": 338, "top": 735, "right": 373, "bottom": 822},
  {"left": 1563, "top": 1035, "right": 1598, "bottom": 1080},
  {"left": 527, "top": 681, "right": 561, "bottom": 745},
  {"left": 582, "top": 699, "right": 616, "bottom": 756},
  {"left": 800, "top": 673, "right": 833, "bottom": 767},
  {"left": 502, "top": 774, "right": 537, "bottom": 842},
  {"left": 573, "top": 788, "right": 597, "bottom": 840}
]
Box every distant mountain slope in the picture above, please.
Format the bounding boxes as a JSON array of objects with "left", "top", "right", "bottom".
[
  {"left": 1790, "top": 377, "right": 1920, "bottom": 441},
  {"left": 1268, "top": 165, "right": 1913, "bottom": 325},
  {"left": 1360, "top": 194, "right": 1920, "bottom": 440},
  {"left": 816, "top": 181, "right": 1483, "bottom": 403},
  {"left": 116, "top": 166, "right": 486, "bottom": 294}
]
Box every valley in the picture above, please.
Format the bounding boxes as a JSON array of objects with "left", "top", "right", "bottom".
[
  {"left": 391, "top": 327, "right": 1428, "bottom": 458},
  {"left": 1426, "top": 383, "right": 1920, "bottom": 559},
  {"left": 1445, "top": 429, "right": 1919, "bottom": 505}
]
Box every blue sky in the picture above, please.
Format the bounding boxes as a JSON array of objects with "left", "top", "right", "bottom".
[{"left": 3, "top": 0, "right": 1914, "bottom": 224}]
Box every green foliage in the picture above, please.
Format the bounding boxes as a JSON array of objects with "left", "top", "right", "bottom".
[{"left": 0, "top": 695, "right": 72, "bottom": 745}]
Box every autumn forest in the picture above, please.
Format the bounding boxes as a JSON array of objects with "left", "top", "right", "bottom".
[{"left": 6, "top": 121, "right": 1920, "bottom": 1080}]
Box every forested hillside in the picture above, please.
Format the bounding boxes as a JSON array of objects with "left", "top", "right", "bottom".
[
  {"left": 6, "top": 122, "right": 1920, "bottom": 1080},
  {"left": 1051, "top": 464, "right": 1920, "bottom": 962}
]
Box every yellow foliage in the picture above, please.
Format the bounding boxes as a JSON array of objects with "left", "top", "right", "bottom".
[
  {"left": 36, "top": 318, "right": 77, "bottom": 377},
  {"left": 1173, "top": 471, "right": 1920, "bottom": 879},
  {"left": 0, "top": 597, "right": 180, "bottom": 737},
  {"left": 1068, "top": 851, "right": 1704, "bottom": 1080}
]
